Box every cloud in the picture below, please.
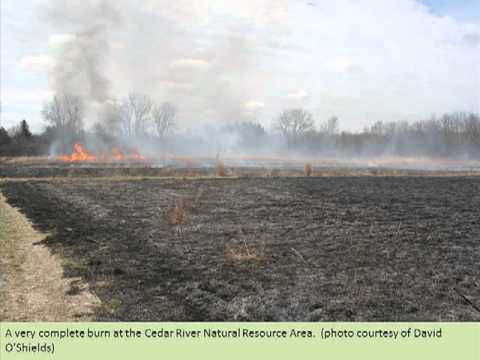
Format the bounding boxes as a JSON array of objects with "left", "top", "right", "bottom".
[
  {"left": 158, "top": 80, "right": 193, "bottom": 91},
  {"left": 1, "top": 88, "right": 53, "bottom": 104},
  {"left": 245, "top": 101, "right": 265, "bottom": 110},
  {"left": 18, "top": 55, "right": 55, "bottom": 73},
  {"left": 287, "top": 90, "right": 310, "bottom": 100},
  {"left": 170, "top": 58, "right": 210, "bottom": 69},
  {"left": 463, "top": 32, "right": 480, "bottom": 47},
  {"left": 8, "top": 0, "right": 479, "bottom": 130},
  {"left": 142, "top": 0, "right": 290, "bottom": 27},
  {"left": 329, "top": 57, "right": 362, "bottom": 73},
  {"left": 110, "top": 41, "right": 127, "bottom": 50},
  {"left": 48, "top": 33, "right": 76, "bottom": 49}
]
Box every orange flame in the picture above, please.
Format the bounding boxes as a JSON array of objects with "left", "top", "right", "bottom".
[
  {"left": 59, "top": 144, "right": 145, "bottom": 162},
  {"left": 60, "top": 143, "right": 95, "bottom": 162},
  {"left": 128, "top": 149, "right": 145, "bottom": 161},
  {"left": 98, "top": 152, "right": 108, "bottom": 162},
  {"left": 112, "top": 147, "right": 125, "bottom": 161}
]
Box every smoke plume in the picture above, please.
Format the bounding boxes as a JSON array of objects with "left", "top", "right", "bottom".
[
  {"left": 42, "top": 0, "right": 121, "bottom": 104},
  {"left": 41, "top": 0, "right": 290, "bottom": 127}
]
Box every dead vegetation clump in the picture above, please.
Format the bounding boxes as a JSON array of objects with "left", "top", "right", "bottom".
[
  {"left": 216, "top": 160, "right": 226, "bottom": 177},
  {"left": 304, "top": 163, "right": 313, "bottom": 177},
  {"left": 167, "top": 189, "right": 204, "bottom": 226},
  {"left": 266, "top": 169, "right": 281, "bottom": 177},
  {"left": 225, "top": 239, "right": 265, "bottom": 262},
  {"left": 168, "top": 198, "right": 191, "bottom": 225}
]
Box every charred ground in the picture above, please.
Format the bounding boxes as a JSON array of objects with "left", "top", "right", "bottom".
[{"left": 1, "top": 175, "right": 479, "bottom": 321}]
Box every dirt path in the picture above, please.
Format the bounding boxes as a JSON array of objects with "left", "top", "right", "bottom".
[{"left": 0, "top": 193, "right": 99, "bottom": 321}]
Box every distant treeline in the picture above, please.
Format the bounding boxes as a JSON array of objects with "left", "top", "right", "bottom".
[
  {"left": 299, "top": 112, "right": 480, "bottom": 158},
  {"left": 0, "top": 120, "right": 52, "bottom": 156},
  {"left": 1, "top": 97, "right": 479, "bottom": 159}
]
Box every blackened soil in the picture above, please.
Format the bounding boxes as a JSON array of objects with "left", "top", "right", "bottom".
[
  {"left": 0, "top": 164, "right": 209, "bottom": 178},
  {"left": 1, "top": 177, "right": 479, "bottom": 321}
]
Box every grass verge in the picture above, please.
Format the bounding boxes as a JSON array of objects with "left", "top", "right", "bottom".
[{"left": 0, "top": 193, "right": 100, "bottom": 321}]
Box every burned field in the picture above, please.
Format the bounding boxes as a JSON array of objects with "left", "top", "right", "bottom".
[{"left": 1, "top": 175, "right": 479, "bottom": 321}]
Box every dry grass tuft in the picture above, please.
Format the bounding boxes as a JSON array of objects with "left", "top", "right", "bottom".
[
  {"left": 225, "top": 240, "right": 265, "bottom": 262},
  {"left": 168, "top": 198, "right": 191, "bottom": 225},
  {"left": 193, "top": 188, "right": 204, "bottom": 205},
  {"left": 266, "top": 169, "right": 281, "bottom": 177},
  {"left": 167, "top": 189, "right": 204, "bottom": 226},
  {"left": 216, "top": 160, "right": 226, "bottom": 177},
  {"left": 304, "top": 163, "right": 313, "bottom": 177}
]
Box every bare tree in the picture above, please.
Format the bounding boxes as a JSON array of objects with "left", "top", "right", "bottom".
[
  {"left": 130, "top": 93, "right": 152, "bottom": 136},
  {"left": 465, "top": 113, "right": 480, "bottom": 150},
  {"left": 152, "top": 102, "right": 177, "bottom": 139},
  {"left": 42, "top": 93, "right": 85, "bottom": 151},
  {"left": 225, "top": 120, "right": 266, "bottom": 149},
  {"left": 114, "top": 93, "right": 153, "bottom": 137},
  {"left": 42, "top": 94, "right": 84, "bottom": 132},
  {"left": 327, "top": 116, "right": 339, "bottom": 136},
  {"left": 276, "top": 108, "right": 315, "bottom": 147},
  {"left": 97, "top": 100, "right": 122, "bottom": 136},
  {"left": 115, "top": 100, "right": 133, "bottom": 137}
]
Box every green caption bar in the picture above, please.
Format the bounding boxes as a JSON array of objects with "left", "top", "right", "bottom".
[{"left": 0, "top": 323, "right": 479, "bottom": 359}]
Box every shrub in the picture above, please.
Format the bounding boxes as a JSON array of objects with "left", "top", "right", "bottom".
[
  {"left": 304, "top": 163, "right": 313, "bottom": 177},
  {"left": 168, "top": 198, "right": 190, "bottom": 225},
  {"left": 216, "top": 160, "right": 226, "bottom": 177}
]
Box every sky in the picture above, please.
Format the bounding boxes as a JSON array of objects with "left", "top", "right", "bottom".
[
  {"left": 418, "top": 0, "right": 480, "bottom": 23},
  {"left": 1, "top": 0, "right": 479, "bottom": 133}
]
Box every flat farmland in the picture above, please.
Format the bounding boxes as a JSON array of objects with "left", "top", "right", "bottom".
[{"left": 1, "top": 176, "right": 479, "bottom": 321}]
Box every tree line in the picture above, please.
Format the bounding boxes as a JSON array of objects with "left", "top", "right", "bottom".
[
  {"left": 0, "top": 119, "right": 52, "bottom": 156},
  {"left": 273, "top": 109, "right": 480, "bottom": 157},
  {"left": 1, "top": 92, "right": 479, "bottom": 158}
]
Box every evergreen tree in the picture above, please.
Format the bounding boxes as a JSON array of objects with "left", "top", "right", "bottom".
[
  {"left": 0, "top": 127, "right": 10, "bottom": 144},
  {"left": 19, "top": 119, "right": 32, "bottom": 139}
]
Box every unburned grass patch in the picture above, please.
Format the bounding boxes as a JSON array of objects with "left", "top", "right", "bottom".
[
  {"left": 0, "top": 194, "right": 27, "bottom": 318},
  {"left": 0, "top": 192, "right": 100, "bottom": 321}
]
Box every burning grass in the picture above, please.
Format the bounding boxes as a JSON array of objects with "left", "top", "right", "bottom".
[
  {"left": 59, "top": 143, "right": 145, "bottom": 163},
  {"left": 2, "top": 153, "right": 480, "bottom": 179}
]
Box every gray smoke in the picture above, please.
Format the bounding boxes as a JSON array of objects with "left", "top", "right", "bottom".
[
  {"left": 42, "top": 0, "right": 121, "bottom": 104},
  {"left": 40, "top": 0, "right": 289, "bottom": 128}
]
